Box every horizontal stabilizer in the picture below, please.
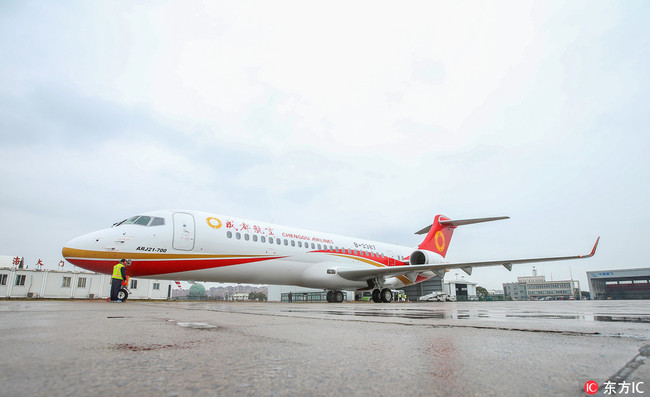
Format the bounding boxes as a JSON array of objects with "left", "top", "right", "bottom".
[{"left": 415, "top": 216, "right": 509, "bottom": 235}]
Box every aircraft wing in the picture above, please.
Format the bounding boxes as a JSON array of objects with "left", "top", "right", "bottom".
[{"left": 336, "top": 237, "right": 600, "bottom": 282}]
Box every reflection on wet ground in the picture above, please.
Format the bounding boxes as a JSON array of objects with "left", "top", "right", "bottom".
[
  {"left": 282, "top": 304, "right": 650, "bottom": 323},
  {"left": 595, "top": 315, "right": 650, "bottom": 323}
]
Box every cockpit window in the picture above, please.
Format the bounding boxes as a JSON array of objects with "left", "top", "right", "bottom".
[
  {"left": 150, "top": 217, "right": 165, "bottom": 226},
  {"left": 113, "top": 216, "right": 165, "bottom": 227},
  {"left": 120, "top": 216, "right": 140, "bottom": 225},
  {"left": 134, "top": 216, "right": 151, "bottom": 226}
]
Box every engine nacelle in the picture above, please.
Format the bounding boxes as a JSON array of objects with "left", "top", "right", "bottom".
[{"left": 409, "top": 249, "right": 442, "bottom": 266}]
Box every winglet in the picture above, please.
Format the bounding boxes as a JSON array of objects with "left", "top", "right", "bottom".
[{"left": 580, "top": 237, "right": 600, "bottom": 258}]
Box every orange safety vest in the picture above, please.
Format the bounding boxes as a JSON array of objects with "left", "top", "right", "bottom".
[{"left": 112, "top": 263, "right": 125, "bottom": 280}]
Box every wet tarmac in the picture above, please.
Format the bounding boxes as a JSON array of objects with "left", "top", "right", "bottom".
[{"left": 0, "top": 300, "right": 648, "bottom": 396}]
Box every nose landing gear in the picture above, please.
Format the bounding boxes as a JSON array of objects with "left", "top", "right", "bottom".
[{"left": 117, "top": 288, "right": 129, "bottom": 301}]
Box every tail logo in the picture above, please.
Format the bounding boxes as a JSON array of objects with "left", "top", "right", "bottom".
[{"left": 434, "top": 231, "right": 445, "bottom": 252}]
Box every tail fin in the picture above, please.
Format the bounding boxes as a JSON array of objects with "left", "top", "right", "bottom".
[{"left": 415, "top": 215, "right": 509, "bottom": 258}]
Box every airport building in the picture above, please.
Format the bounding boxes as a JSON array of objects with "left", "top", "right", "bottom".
[
  {"left": 444, "top": 279, "right": 478, "bottom": 300},
  {"left": 503, "top": 269, "right": 579, "bottom": 300},
  {"left": 402, "top": 276, "right": 443, "bottom": 300},
  {"left": 587, "top": 268, "right": 650, "bottom": 300},
  {"left": 0, "top": 267, "right": 173, "bottom": 300}
]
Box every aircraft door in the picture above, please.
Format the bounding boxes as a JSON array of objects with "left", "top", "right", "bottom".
[
  {"left": 387, "top": 251, "right": 395, "bottom": 266},
  {"left": 172, "top": 212, "right": 195, "bottom": 251}
]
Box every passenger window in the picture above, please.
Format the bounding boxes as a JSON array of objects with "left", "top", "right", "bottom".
[
  {"left": 277, "top": 239, "right": 281, "bottom": 245},
  {"left": 317, "top": 244, "right": 322, "bottom": 250},
  {"left": 269, "top": 237, "right": 274, "bottom": 244},
  {"left": 284, "top": 239, "right": 288, "bottom": 246},
  {"left": 227, "top": 231, "right": 233, "bottom": 238},
  {"left": 253, "top": 235, "right": 258, "bottom": 242},
  {"left": 244, "top": 234, "right": 249, "bottom": 241},
  {"left": 261, "top": 236, "right": 266, "bottom": 243},
  {"left": 236, "top": 232, "right": 241, "bottom": 240},
  {"left": 291, "top": 240, "right": 295, "bottom": 247},
  {"left": 298, "top": 241, "right": 302, "bottom": 248}
]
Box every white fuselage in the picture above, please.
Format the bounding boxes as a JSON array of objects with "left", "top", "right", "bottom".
[{"left": 62, "top": 210, "right": 434, "bottom": 290}]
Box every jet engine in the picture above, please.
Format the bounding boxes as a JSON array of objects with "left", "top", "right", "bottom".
[{"left": 408, "top": 249, "right": 442, "bottom": 266}]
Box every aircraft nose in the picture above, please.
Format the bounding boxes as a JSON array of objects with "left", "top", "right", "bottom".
[
  {"left": 61, "top": 232, "right": 113, "bottom": 274},
  {"left": 62, "top": 234, "right": 88, "bottom": 263}
]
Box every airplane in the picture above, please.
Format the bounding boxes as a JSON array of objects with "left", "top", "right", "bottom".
[{"left": 61, "top": 210, "right": 599, "bottom": 303}]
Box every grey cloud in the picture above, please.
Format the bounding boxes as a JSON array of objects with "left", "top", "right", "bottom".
[{"left": 0, "top": 86, "right": 161, "bottom": 146}]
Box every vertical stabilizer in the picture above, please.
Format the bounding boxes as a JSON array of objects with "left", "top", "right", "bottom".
[
  {"left": 415, "top": 215, "right": 455, "bottom": 258},
  {"left": 415, "top": 215, "right": 509, "bottom": 258}
]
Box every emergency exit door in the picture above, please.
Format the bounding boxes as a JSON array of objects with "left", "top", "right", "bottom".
[{"left": 172, "top": 212, "right": 195, "bottom": 251}]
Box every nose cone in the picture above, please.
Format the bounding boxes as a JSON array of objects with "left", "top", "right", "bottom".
[
  {"left": 62, "top": 231, "right": 115, "bottom": 274},
  {"left": 62, "top": 232, "right": 93, "bottom": 259},
  {"left": 62, "top": 235, "right": 84, "bottom": 258}
]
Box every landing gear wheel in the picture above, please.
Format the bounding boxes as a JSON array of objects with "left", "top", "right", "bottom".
[
  {"left": 333, "top": 290, "right": 344, "bottom": 303},
  {"left": 326, "top": 290, "right": 334, "bottom": 303},
  {"left": 371, "top": 289, "right": 382, "bottom": 303},
  {"left": 380, "top": 288, "right": 393, "bottom": 303},
  {"left": 117, "top": 288, "right": 128, "bottom": 301}
]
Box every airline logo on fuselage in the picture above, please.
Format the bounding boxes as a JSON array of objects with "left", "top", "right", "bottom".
[
  {"left": 282, "top": 232, "right": 334, "bottom": 245},
  {"left": 206, "top": 217, "right": 222, "bottom": 229}
]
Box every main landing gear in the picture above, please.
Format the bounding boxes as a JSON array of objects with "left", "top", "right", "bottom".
[
  {"left": 325, "top": 288, "right": 393, "bottom": 303},
  {"left": 326, "top": 290, "right": 345, "bottom": 303},
  {"left": 372, "top": 288, "right": 393, "bottom": 303}
]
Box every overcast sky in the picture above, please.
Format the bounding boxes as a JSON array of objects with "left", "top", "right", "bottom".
[{"left": 1, "top": 1, "right": 649, "bottom": 291}]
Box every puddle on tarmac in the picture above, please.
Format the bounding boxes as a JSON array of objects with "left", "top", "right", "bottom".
[{"left": 177, "top": 322, "right": 219, "bottom": 329}]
